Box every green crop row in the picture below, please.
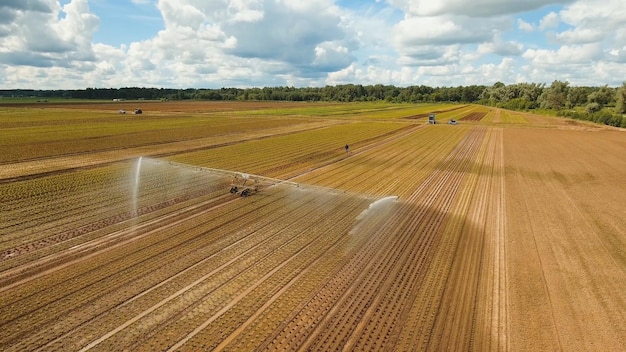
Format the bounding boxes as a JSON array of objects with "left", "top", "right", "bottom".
[{"left": 167, "top": 121, "right": 410, "bottom": 178}]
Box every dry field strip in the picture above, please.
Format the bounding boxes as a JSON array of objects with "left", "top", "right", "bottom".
[{"left": 1, "top": 101, "right": 624, "bottom": 351}]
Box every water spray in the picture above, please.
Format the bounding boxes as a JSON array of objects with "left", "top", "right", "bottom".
[
  {"left": 355, "top": 196, "right": 399, "bottom": 221},
  {"left": 132, "top": 156, "right": 143, "bottom": 216},
  {"left": 135, "top": 156, "right": 143, "bottom": 187},
  {"left": 349, "top": 195, "right": 399, "bottom": 237}
]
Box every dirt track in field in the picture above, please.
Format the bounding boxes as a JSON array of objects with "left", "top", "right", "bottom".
[{"left": 1, "top": 103, "right": 624, "bottom": 351}]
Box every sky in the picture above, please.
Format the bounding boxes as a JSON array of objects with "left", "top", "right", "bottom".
[{"left": 1, "top": 0, "right": 625, "bottom": 89}]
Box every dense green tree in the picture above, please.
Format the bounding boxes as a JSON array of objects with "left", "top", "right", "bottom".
[
  {"left": 587, "top": 85, "right": 614, "bottom": 107},
  {"left": 615, "top": 82, "right": 626, "bottom": 114},
  {"left": 479, "top": 83, "right": 541, "bottom": 109},
  {"left": 585, "top": 102, "right": 601, "bottom": 114},
  {"left": 566, "top": 86, "right": 592, "bottom": 108},
  {"left": 539, "top": 80, "right": 569, "bottom": 110}
]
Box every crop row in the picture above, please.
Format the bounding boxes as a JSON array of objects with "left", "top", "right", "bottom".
[
  {"left": 296, "top": 124, "right": 471, "bottom": 198},
  {"left": 136, "top": 193, "right": 369, "bottom": 351},
  {"left": 167, "top": 121, "right": 410, "bottom": 179},
  {"left": 242, "top": 127, "right": 486, "bottom": 350},
  {"left": 395, "top": 128, "right": 496, "bottom": 350},
  {"left": 1, "top": 158, "right": 220, "bottom": 233},
  {"left": 499, "top": 110, "right": 529, "bottom": 124},
  {"left": 17, "top": 187, "right": 370, "bottom": 350},
  {"left": 1, "top": 104, "right": 509, "bottom": 351},
  {"left": 332, "top": 128, "right": 487, "bottom": 350},
  {"left": 0, "top": 160, "right": 231, "bottom": 268},
  {"left": 4, "top": 160, "right": 386, "bottom": 352},
  {"left": 226, "top": 126, "right": 485, "bottom": 350},
  {"left": 460, "top": 112, "right": 488, "bottom": 121},
  {"left": 219, "top": 199, "right": 401, "bottom": 350},
  {"left": 227, "top": 102, "right": 437, "bottom": 118},
  {"left": 45, "top": 191, "right": 303, "bottom": 350},
  {"left": 1, "top": 184, "right": 299, "bottom": 349},
  {"left": 0, "top": 107, "right": 311, "bottom": 163}
]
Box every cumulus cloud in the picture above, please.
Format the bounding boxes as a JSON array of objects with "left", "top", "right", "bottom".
[
  {"left": 607, "top": 47, "right": 626, "bottom": 63},
  {"left": 397, "top": 45, "right": 462, "bottom": 67},
  {"left": 528, "top": 0, "right": 626, "bottom": 84},
  {"left": 0, "top": 0, "right": 98, "bottom": 68},
  {"left": 556, "top": 0, "right": 626, "bottom": 48},
  {"left": 523, "top": 43, "right": 603, "bottom": 65},
  {"left": 223, "top": 3, "right": 345, "bottom": 65},
  {"left": 1, "top": 0, "right": 625, "bottom": 89},
  {"left": 560, "top": 0, "right": 626, "bottom": 29},
  {"left": 387, "top": 0, "right": 576, "bottom": 17},
  {"left": 147, "top": 0, "right": 354, "bottom": 83},
  {"left": 390, "top": 5, "right": 513, "bottom": 73},
  {"left": 517, "top": 18, "right": 535, "bottom": 32},
  {"left": 539, "top": 11, "right": 559, "bottom": 31},
  {"left": 394, "top": 16, "right": 495, "bottom": 47},
  {"left": 327, "top": 63, "right": 411, "bottom": 86},
  {"left": 478, "top": 39, "right": 524, "bottom": 56},
  {"left": 0, "top": 0, "right": 56, "bottom": 16},
  {"left": 555, "top": 28, "right": 604, "bottom": 44},
  {"left": 313, "top": 42, "right": 353, "bottom": 71}
]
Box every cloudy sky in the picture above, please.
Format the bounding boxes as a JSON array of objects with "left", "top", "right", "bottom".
[{"left": 1, "top": 0, "right": 625, "bottom": 89}]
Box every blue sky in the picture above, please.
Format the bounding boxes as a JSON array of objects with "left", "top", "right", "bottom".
[
  {"left": 1, "top": 0, "right": 625, "bottom": 89},
  {"left": 87, "top": 1, "right": 163, "bottom": 46}
]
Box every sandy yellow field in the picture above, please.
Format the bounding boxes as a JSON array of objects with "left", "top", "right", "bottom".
[{"left": 1, "top": 101, "right": 624, "bottom": 351}]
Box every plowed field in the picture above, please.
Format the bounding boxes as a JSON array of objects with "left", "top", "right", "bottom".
[
  {"left": 1, "top": 101, "right": 624, "bottom": 351},
  {"left": 459, "top": 112, "right": 487, "bottom": 122}
]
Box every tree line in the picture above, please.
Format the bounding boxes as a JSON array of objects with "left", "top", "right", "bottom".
[{"left": 2, "top": 81, "right": 624, "bottom": 127}]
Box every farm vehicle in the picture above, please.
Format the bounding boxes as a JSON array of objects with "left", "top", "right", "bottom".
[{"left": 229, "top": 174, "right": 259, "bottom": 197}]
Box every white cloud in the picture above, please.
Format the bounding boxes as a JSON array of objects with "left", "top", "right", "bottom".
[
  {"left": 221, "top": 2, "right": 347, "bottom": 66},
  {"left": 539, "top": 11, "right": 559, "bottom": 31},
  {"left": 0, "top": 0, "right": 98, "bottom": 68},
  {"left": 557, "top": 0, "right": 626, "bottom": 49},
  {"left": 390, "top": 9, "right": 513, "bottom": 75},
  {"left": 607, "top": 47, "right": 626, "bottom": 63},
  {"left": 387, "top": 0, "right": 576, "bottom": 17},
  {"left": 560, "top": 0, "right": 626, "bottom": 29},
  {"left": 394, "top": 16, "right": 495, "bottom": 47},
  {"left": 517, "top": 18, "right": 535, "bottom": 32},
  {"left": 555, "top": 28, "right": 604, "bottom": 44},
  {"left": 397, "top": 45, "right": 462, "bottom": 67},
  {"left": 478, "top": 37, "right": 524, "bottom": 56},
  {"left": 327, "top": 63, "right": 410, "bottom": 86},
  {"left": 313, "top": 42, "right": 353, "bottom": 71},
  {"left": 1, "top": 0, "right": 625, "bottom": 89},
  {"left": 523, "top": 43, "right": 603, "bottom": 65},
  {"left": 158, "top": 0, "right": 206, "bottom": 29}
]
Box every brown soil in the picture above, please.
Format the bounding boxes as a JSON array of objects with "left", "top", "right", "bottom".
[
  {"left": 460, "top": 111, "right": 488, "bottom": 121},
  {"left": 403, "top": 105, "right": 468, "bottom": 119},
  {"left": 1, "top": 103, "right": 624, "bottom": 351}
]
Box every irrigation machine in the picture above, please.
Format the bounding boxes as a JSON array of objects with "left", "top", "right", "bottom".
[{"left": 229, "top": 174, "right": 260, "bottom": 197}]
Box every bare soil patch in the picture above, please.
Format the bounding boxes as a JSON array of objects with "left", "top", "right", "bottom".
[
  {"left": 460, "top": 111, "right": 488, "bottom": 121},
  {"left": 403, "top": 105, "right": 468, "bottom": 119}
]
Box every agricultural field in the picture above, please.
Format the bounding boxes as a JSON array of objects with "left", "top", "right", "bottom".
[{"left": 1, "top": 101, "right": 624, "bottom": 351}]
